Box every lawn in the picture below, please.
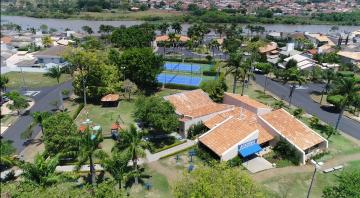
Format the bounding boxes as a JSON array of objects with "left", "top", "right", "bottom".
[
  {"left": 75, "top": 100, "right": 135, "bottom": 136},
  {"left": 4, "top": 72, "right": 72, "bottom": 89},
  {"left": 128, "top": 167, "right": 172, "bottom": 198},
  {"left": 262, "top": 160, "right": 360, "bottom": 198},
  {"left": 63, "top": 99, "right": 81, "bottom": 118}
]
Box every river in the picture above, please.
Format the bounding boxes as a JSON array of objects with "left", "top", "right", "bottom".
[{"left": 1, "top": 15, "right": 359, "bottom": 34}]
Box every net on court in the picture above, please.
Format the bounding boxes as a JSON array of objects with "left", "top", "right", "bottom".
[
  {"left": 157, "top": 73, "right": 202, "bottom": 86},
  {"left": 164, "top": 62, "right": 201, "bottom": 73}
]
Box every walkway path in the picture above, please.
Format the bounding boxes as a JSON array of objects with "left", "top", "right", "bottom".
[
  {"left": 252, "top": 153, "right": 360, "bottom": 182},
  {"left": 145, "top": 140, "right": 197, "bottom": 162}
]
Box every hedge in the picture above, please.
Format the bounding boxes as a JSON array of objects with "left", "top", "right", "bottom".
[
  {"left": 158, "top": 83, "right": 198, "bottom": 90},
  {"left": 203, "top": 71, "right": 218, "bottom": 76},
  {"left": 72, "top": 103, "right": 84, "bottom": 120},
  {"left": 159, "top": 145, "right": 196, "bottom": 159},
  {"left": 152, "top": 140, "right": 187, "bottom": 154},
  {"left": 164, "top": 57, "right": 211, "bottom": 64}
]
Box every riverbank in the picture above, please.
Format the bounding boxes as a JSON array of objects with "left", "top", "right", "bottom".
[
  {"left": 2, "top": 9, "right": 360, "bottom": 26},
  {"left": 2, "top": 15, "right": 359, "bottom": 34}
]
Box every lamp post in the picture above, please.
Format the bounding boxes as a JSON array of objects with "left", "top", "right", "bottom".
[
  {"left": 307, "top": 160, "right": 322, "bottom": 198},
  {"left": 83, "top": 78, "right": 87, "bottom": 105}
]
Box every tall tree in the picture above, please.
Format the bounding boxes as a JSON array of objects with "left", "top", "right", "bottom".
[
  {"left": 282, "top": 67, "right": 307, "bottom": 107},
  {"left": 0, "top": 140, "right": 16, "bottom": 169},
  {"left": 200, "top": 76, "right": 227, "bottom": 102},
  {"left": 134, "top": 96, "right": 179, "bottom": 133},
  {"left": 122, "top": 79, "right": 137, "bottom": 100},
  {"left": 32, "top": 111, "right": 51, "bottom": 134},
  {"left": 116, "top": 124, "right": 147, "bottom": 185},
  {"left": 76, "top": 127, "right": 103, "bottom": 186},
  {"left": 255, "top": 62, "right": 272, "bottom": 93},
  {"left": 110, "top": 48, "right": 163, "bottom": 91},
  {"left": 327, "top": 76, "right": 360, "bottom": 130},
  {"left": 225, "top": 53, "right": 243, "bottom": 93},
  {"left": 43, "top": 66, "right": 62, "bottom": 84},
  {"left": 320, "top": 69, "right": 336, "bottom": 105},
  {"left": 208, "top": 39, "right": 220, "bottom": 58},
  {"left": 158, "top": 22, "right": 169, "bottom": 35},
  {"left": 42, "top": 112, "right": 79, "bottom": 157},
  {"left": 171, "top": 22, "right": 182, "bottom": 34},
  {"left": 99, "top": 151, "right": 131, "bottom": 189}
]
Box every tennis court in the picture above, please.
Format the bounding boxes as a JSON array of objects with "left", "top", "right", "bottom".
[
  {"left": 164, "top": 62, "right": 202, "bottom": 73},
  {"left": 157, "top": 73, "right": 202, "bottom": 86}
]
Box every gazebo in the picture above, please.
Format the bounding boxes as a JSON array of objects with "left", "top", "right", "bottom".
[{"left": 101, "top": 94, "right": 120, "bottom": 106}]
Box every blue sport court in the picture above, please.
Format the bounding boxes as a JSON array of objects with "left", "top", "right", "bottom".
[
  {"left": 157, "top": 73, "right": 202, "bottom": 86},
  {"left": 164, "top": 62, "right": 201, "bottom": 73}
]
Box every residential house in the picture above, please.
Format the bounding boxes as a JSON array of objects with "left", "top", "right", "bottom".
[{"left": 32, "top": 45, "right": 67, "bottom": 68}]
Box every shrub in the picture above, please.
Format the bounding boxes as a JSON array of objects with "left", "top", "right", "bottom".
[
  {"left": 272, "top": 100, "right": 285, "bottom": 109},
  {"left": 227, "top": 156, "right": 242, "bottom": 167},
  {"left": 309, "top": 116, "right": 320, "bottom": 128},
  {"left": 273, "top": 139, "right": 301, "bottom": 165},
  {"left": 152, "top": 140, "right": 187, "bottom": 153},
  {"left": 292, "top": 108, "right": 304, "bottom": 118},
  {"left": 202, "top": 71, "right": 218, "bottom": 76},
  {"left": 160, "top": 83, "right": 198, "bottom": 90},
  {"left": 187, "top": 122, "right": 208, "bottom": 139}
]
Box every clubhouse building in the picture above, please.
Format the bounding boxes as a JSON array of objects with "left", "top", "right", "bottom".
[{"left": 165, "top": 90, "right": 328, "bottom": 165}]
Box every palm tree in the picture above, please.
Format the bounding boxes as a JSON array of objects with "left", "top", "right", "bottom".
[
  {"left": 320, "top": 69, "right": 336, "bottom": 105},
  {"left": 76, "top": 127, "right": 103, "bottom": 186},
  {"left": 208, "top": 39, "right": 220, "bottom": 58},
  {"left": 226, "top": 53, "right": 243, "bottom": 93},
  {"left": 255, "top": 63, "right": 272, "bottom": 93},
  {"left": 116, "top": 124, "right": 147, "bottom": 185},
  {"left": 215, "top": 24, "right": 226, "bottom": 38},
  {"left": 329, "top": 77, "right": 360, "bottom": 130},
  {"left": 168, "top": 32, "right": 176, "bottom": 49},
  {"left": 171, "top": 22, "right": 182, "bottom": 34},
  {"left": 238, "top": 60, "right": 254, "bottom": 96},
  {"left": 99, "top": 151, "right": 131, "bottom": 189},
  {"left": 32, "top": 111, "right": 51, "bottom": 134},
  {"left": 158, "top": 22, "right": 169, "bottom": 35},
  {"left": 21, "top": 154, "right": 64, "bottom": 187},
  {"left": 43, "top": 66, "right": 62, "bottom": 84},
  {"left": 283, "top": 68, "right": 307, "bottom": 107}
]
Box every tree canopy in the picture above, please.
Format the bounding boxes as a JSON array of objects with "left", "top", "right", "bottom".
[
  {"left": 111, "top": 24, "right": 155, "bottom": 49},
  {"left": 200, "top": 77, "right": 228, "bottom": 103},
  {"left": 109, "top": 48, "right": 163, "bottom": 91},
  {"left": 173, "top": 163, "right": 265, "bottom": 198},
  {"left": 42, "top": 112, "right": 79, "bottom": 157},
  {"left": 134, "top": 96, "right": 179, "bottom": 133},
  {"left": 322, "top": 170, "right": 360, "bottom": 198}
]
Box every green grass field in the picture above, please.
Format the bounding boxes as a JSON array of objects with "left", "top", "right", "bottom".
[
  {"left": 262, "top": 160, "right": 360, "bottom": 198},
  {"left": 4, "top": 72, "right": 72, "bottom": 89},
  {"left": 75, "top": 100, "right": 135, "bottom": 135}
]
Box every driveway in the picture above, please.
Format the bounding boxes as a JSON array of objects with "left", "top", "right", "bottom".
[
  {"left": 242, "top": 156, "right": 274, "bottom": 173},
  {"left": 1, "top": 81, "right": 73, "bottom": 153},
  {"left": 254, "top": 74, "right": 360, "bottom": 140}
]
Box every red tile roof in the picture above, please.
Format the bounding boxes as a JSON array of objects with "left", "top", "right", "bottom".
[
  {"left": 260, "top": 109, "right": 324, "bottom": 150},
  {"left": 165, "top": 89, "right": 232, "bottom": 118},
  {"left": 101, "top": 94, "right": 120, "bottom": 102}
]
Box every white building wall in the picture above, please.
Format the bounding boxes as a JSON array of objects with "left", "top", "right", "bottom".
[{"left": 221, "top": 131, "right": 259, "bottom": 161}]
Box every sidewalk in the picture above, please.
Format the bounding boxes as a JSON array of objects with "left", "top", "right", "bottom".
[
  {"left": 145, "top": 140, "right": 197, "bottom": 162},
  {"left": 55, "top": 164, "right": 104, "bottom": 172}
]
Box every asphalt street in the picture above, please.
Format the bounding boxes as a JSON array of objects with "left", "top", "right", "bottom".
[
  {"left": 2, "top": 81, "right": 73, "bottom": 153},
  {"left": 254, "top": 74, "right": 360, "bottom": 140}
]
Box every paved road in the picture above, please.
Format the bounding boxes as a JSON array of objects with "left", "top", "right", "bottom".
[
  {"left": 157, "top": 47, "right": 229, "bottom": 60},
  {"left": 255, "top": 74, "right": 360, "bottom": 140},
  {"left": 2, "top": 81, "right": 73, "bottom": 153}
]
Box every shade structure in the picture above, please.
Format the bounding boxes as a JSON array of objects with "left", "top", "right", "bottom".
[{"left": 238, "top": 144, "right": 262, "bottom": 157}]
